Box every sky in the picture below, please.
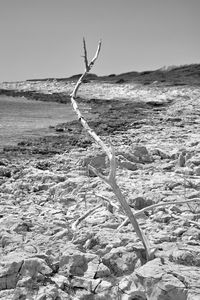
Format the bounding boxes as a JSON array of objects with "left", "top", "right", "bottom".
[{"left": 0, "top": 0, "right": 200, "bottom": 82}]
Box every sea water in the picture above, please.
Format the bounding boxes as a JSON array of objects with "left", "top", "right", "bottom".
[{"left": 0, "top": 95, "right": 77, "bottom": 150}]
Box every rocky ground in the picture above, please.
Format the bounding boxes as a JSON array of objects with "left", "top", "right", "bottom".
[{"left": 0, "top": 79, "right": 200, "bottom": 299}]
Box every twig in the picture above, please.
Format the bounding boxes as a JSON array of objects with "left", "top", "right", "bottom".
[
  {"left": 95, "top": 193, "right": 120, "bottom": 210},
  {"left": 70, "top": 39, "right": 153, "bottom": 260},
  {"left": 71, "top": 204, "right": 102, "bottom": 230},
  {"left": 95, "top": 193, "right": 125, "bottom": 218},
  {"left": 83, "top": 38, "right": 89, "bottom": 71},
  {"left": 118, "top": 198, "right": 200, "bottom": 229}
]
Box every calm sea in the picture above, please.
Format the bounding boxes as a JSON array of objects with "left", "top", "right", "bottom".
[{"left": 0, "top": 95, "right": 78, "bottom": 150}]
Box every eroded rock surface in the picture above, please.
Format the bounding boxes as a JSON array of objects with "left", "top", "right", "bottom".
[{"left": 0, "top": 82, "right": 200, "bottom": 299}]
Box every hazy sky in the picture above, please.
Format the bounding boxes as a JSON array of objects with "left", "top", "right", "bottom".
[{"left": 0, "top": 0, "right": 200, "bottom": 82}]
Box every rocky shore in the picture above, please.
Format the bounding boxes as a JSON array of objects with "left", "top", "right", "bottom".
[{"left": 0, "top": 78, "right": 200, "bottom": 299}]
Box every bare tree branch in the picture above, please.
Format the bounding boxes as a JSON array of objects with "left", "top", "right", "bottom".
[
  {"left": 70, "top": 39, "right": 153, "bottom": 260},
  {"left": 83, "top": 37, "right": 89, "bottom": 71},
  {"left": 118, "top": 198, "right": 200, "bottom": 229},
  {"left": 72, "top": 203, "right": 102, "bottom": 231},
  {"left": 70, "top": 40, "right": 111, "bottom": 160},
  {"left": 95, "top": 193, "right": 120, "bottom": 211}
]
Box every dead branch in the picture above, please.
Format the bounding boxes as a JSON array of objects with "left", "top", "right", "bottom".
[
  {"left": 70, "top": 39, "right": 153, "bottom": 260},
  {"left": 95, "top": 193, "right": 126, "bottom": 218},
  {"left": 72, "top": 203, "right": 102, "bottom": 230},
  {"left": 118, "top": 198, "right": 200, "bottom": 229},
  {"left": 83, "top": 38, "right": 89, "bottom": 71},
  {"left": 95, "top": 193, "right": 120, "bottom": 211}
]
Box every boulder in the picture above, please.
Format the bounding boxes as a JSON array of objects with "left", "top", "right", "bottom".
[
  {"left": 81, "top": 153, "right": 107, "bottom": 170},
  {"left": 128, "top": 195, "right": 153, "bottom": 209},
  {"left": 0, "top": 256, "right": 24, "bottom": 290},
  {"left": 70, "top": 276, "right": 101, "bottom": 295},
  {"left": 134, "top": 258, "right": 187, "bottom": 300},
  {"left": 177, "top": 152, "right": 186, "bottom": 167},
  {"left": 35, "top": 285, "right": 59, "bottom": 300},
  {"left": 20, "top": 257, "right": 53, "bottom": 279},
  {"left": 102, "top": 246, "right": 141, "bottom": 276},
  {"left": 59, "top": 249, "right": 88, "bottom": 276},
  {"left": 131, "top": 145, "right": 153, "bottom": 163},
  {"left": 151, "top": 148, "right": 170, "bottom": 159},
  {"left": 0, "top": 253, "right": 52, "bottom": 292},
  {"left": 95, "top": 263, "right": 111, "bottom": 278},
  {"left": 117, "top": 155, "right": 138, "bottom": 171}
]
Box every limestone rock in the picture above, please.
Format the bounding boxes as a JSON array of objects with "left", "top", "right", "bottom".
[
  {"left": 102, "top": 246, "right": 140, "bottom": 276},
  {"left": 131, "top": 145, "right": 153, "bottom": 163},
  {"left": 118, "top": 275, "right": 146, "bottom": 299},
  {"left": 0, "top": 264, "right": 22, "bottom": 291},
  {"left": 177, "top": 152, "right": 186, "bottom": 167},
  {"left": 95, "top": 263, "right": 111, "bottom": 278},
  {"left": 134, "top": 258, "right": 187, "bottom": 300},
  {"left": 35, "top": 285, "right": 59, "bottom": 300},
  {"left": 51, "top": 274, "right": 69, "bottom": 289},
  {"left": 81, "top": 152, "right": 107, "bottom": 170},
  {"left": 128, "top": 195, "right": 153, "bottom": 209},
  {"left": 20, "top": 257, "right": 53, "bottom": 278},
  {"left": 83, "top": 255, "right": 100, "bottom": 279},
  {"left": 151, "top": 148, "right": 170, "bottom": 159},
  {"left": 70, "top": 276, "right": 101, "bottom": 293},
  {"left": 94, "top": 280, "right": 113, "bottom": 294},
  {"left": 59, "top": 249, "right": 88, "bottom": 276},
  {"left": 12, "top": 220, "right": 33, "bottom": 234},
  {"left": 169, "top": 247, "right": 200, "bottom": 266},
  {"left": 0, "top": 252, "right": 26, "bottom": 291},
  {"left": 116, "top": 150, "right": 140, "bottom": 163},
  {"left": 117, "top": 155, "right": 138, "bottom": 171}
]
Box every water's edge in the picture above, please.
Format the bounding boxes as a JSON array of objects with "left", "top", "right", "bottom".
[{"left": 0, "top": 95, "right": 77, "bottom": 150}]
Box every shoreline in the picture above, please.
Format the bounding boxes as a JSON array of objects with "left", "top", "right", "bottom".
[
  {"left": 0, "top": 82, "right": 199, "bottom": 159},
  {"left": 0, "top": 83, "right": 156, "bottom": 157}
]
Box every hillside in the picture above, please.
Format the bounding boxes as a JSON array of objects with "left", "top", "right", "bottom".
[{"left": 25, "top": 63, "right": 200, "bottom": 86}]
